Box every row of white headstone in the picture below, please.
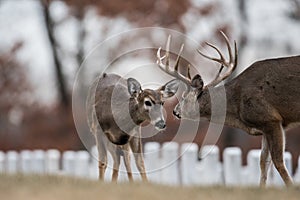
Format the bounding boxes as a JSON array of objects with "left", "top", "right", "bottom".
[{"left": 0, "top": 142, "right": 300, "bottom": 186}]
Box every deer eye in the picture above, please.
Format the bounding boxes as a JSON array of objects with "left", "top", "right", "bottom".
[{"left": 144, "top": 100, "right": 152, "bottom": 106}]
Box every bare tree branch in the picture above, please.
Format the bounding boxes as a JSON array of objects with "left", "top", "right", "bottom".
[
  {"left": 227, "top": 0, "right": 248, "bottom": 82},
  {"left": 40, "top": 0, "right": 69, "bottom": 107},
  {"left": 289, "top": 0, "right": 300, "bottom": 20}
]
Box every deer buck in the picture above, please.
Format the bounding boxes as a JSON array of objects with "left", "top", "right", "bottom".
[
  {"left": 156, "top": 32, "right": 300, "bottom": 186},
  {"left": 86, "top": 73, "right": 179, "bottom": 182}
]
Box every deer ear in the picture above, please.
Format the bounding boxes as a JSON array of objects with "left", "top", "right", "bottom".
[
  {"left": 159, "top": 79, "right": 180, "bottom": 98},
  {"left": 127, "top": 78, "right": 141, "bottom": 97},
  {"left": 191, "top": 74, "right": 204, "bottom": 90}
]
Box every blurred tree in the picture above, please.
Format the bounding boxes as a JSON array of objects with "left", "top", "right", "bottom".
[
  {"left": 41, "top": 0, "right": 70, "bottom": 107},
  {"left": 0, "top": 41, "right": 83, "bottom": 150},
  {"left": 61, "top": 0, "right": 87, "bottom": 67},
  {"left": 0, "top": 42, "right": 30, "bottom": 126},
  {"left": 290, "top": 0, "right": 300, "bottom": 20},
  {"left": 0, "top": 42, "right": 32, "bottom": 148},
  {"left": 237, "top": 0, "right": 248, "bottom": 56}
]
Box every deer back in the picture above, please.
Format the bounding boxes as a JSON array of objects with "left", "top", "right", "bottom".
[{"left": 227, "top": 55, "right": 300, "bottom": 127}]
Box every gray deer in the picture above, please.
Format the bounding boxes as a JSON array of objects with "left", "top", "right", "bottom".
[
  {"left": 156, "top": 32, "right": 300, "bottom": 186},
  {"left": 87, "top": 73, "right": 179, "bottom": 182}
]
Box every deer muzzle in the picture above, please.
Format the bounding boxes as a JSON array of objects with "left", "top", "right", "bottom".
[
  {"left": 173, "top": 104, "right": 181, "bottom": 119},
  {"left": 154, "top": 120, "right": 166, "bottom": 130}
]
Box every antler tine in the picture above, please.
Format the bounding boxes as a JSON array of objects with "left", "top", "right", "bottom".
[
  {"left": 205, "top": 42, "right": 226, "bottom": 61},
  {"left": 197, "top": 49, "right": 224, "bottom": 64},
  {"left": 198, "top": 31, "right": 238, "bottom": 88},
  {"left": 187, "top": 64, "right": 191, "bottom": 80},
  {"left": 233, "top": 40, "right": 238, "bottom": 69},
  {"left": 220, "top": 31, "right": 233, "bottom": 63},
  {"left": 174, "top": 43, "right": 184, "bottom": 71},
  {"left": 165, "top": 35, "right": 171, "bottom": 69},
  {"left": 156, "top": 36, "right": 191, "bottom": 89},
  {"left": 156, "top": 35, "right": 171, "bottom": 69}
]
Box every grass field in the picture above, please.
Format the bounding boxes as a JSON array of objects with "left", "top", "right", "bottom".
[{"left": 0, "top": 175, "right": 300, "bottom": 200}]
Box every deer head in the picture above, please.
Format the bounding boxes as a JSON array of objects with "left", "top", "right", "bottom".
[
  {"left": 127, "top": 77, "right": 180, "bottom": 129},
  {"left": 156, "top": 32, "right": 237, "bottom": 120}
]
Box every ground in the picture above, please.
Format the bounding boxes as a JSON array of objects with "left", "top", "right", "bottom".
[{"left": 0, "top": 175, "right": 300, "bottom": 200}]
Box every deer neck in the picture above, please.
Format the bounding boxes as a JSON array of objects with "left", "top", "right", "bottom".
[
  {"left": 198, "top": 85, "right": 233, "bottom": 124},
  {"left": 129, "top": 98, "right": 147, "bottom": 126},
  {"left": 198, "top": 89, "right": 212, "bottom": 118}
]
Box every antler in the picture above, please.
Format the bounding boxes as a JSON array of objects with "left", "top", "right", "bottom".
[
  {"left": 156, "top": 35, "right": 192, "bottom": 91},
  {"left": 198, "top": 31, "right": 238, "bottom": 89}
]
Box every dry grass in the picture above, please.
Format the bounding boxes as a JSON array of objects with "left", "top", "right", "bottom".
[{"left": 0, "top": 175, "right": 300, "bottom": 200}]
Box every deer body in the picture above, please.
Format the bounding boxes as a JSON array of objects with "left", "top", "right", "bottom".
[
  {"left": 157, "top": 33, "right": 300, "bottom": 186},
  {"left": 199, "top": 56, "right": 300, "bottom": 186},
  {"left": 235, "top": 56, "right": 300, "bottom": 128},
  {"left": 198, "top": 56, "right": 300, "bottom": 132},
  {"left": 94, "top": 74, "right": 141, "bottom": 145},
  {"left": 87, "top": 73, "right": 179, "bottom": 182}
]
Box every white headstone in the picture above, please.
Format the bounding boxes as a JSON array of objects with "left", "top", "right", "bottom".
[
  {"left": 20, "top": 150, "right": 33, "bottom": 174},
  {"left": 197, "top": 145, "right": 222, "bottom": 185},
  {"left": 223, "top": 147, "right": 242, "bottom": 186},
  {"left": 46, "top": 149, "right": 60, "bottom": 174},
  {"left": 181, "top": 143, "right": 198, "bottom": 186},
  {"left": 0, "top": 151, "right": 5, "bottom": 173},
  {"left": 144, "top": 142, "right": 161, "bottom": 183},
  {"left": 32, "top": 150, "right": 46, "bottom": 174},
  {"left": 161, "top": 142, "right": 179, "bottom": 185},
  {"left": 74, "top": 150, "right": 90, "bottom": 178},
  {"left": 62, "top": 150, "right": 76, "bottom": 176},
  {"left": 5, "top": 151, "right": 19, "bottom": 174},
  {"left": 246, "top": 149, "right": 261, "bottom": 186}
]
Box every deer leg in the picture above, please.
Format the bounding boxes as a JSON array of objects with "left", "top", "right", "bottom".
[
  {"left": 265, "top": 123, "right": 293, "bottom": 186},
  {"left": 95, "top": 133, "right": 107, "bottom": 181},
  {"left": 111, "top": 149, "right": 121, "bottom": 182},
  {"left": 98, "top": 154, "right": 107, "bottom": 181},
  {"left": 260, "top": 135, "right": 271, "bottom": 187},
  {"left": 122, "top": 149, "right": 133, "bottom": 182},
  {"left": 130, "top": 137, "right": 148, "bottom": 182}
]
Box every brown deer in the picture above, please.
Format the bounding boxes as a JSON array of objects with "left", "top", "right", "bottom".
[
  {"left": 156, "top": 32, "right": 300, "bottom": 186},
  {"left": 86, "top": 73, "right": 179, "bottom": 182}
]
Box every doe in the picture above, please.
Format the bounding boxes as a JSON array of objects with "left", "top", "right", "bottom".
[{"left": 87, "top": 73, "right": 179, "bottom": 181}]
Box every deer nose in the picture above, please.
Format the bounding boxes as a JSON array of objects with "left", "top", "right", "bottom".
[
  {"left": 155, "top": 120, "right": 166, "bottom": 130},
  {"left": 173, "top": 110, "right": 181, "bottom": 119}
]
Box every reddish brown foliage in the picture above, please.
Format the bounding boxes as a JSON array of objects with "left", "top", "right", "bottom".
[
  {"left": 0, "top": 43, "right": 82, "bottom": 151},
  {"left": 63, "top": 0, "right": 190, "bottom": 30}
]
